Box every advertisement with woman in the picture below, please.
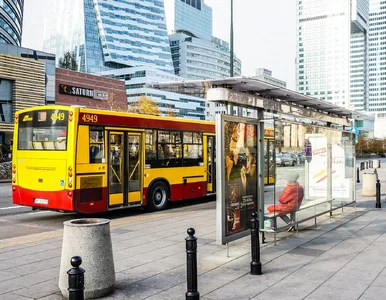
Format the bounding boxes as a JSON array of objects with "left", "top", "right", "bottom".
[{"left": 224, "top": 120, "right": 258, "bottom": 237}]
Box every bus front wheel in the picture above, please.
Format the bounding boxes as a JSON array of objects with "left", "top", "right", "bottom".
[{"left": 147, "top": 181, "right": 169, "bottom": 211}]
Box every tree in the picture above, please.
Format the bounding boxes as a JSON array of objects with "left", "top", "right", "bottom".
[
  {"left": 166, "top": 105, "right": 177, "bottom": 117},
  {"left": 356, "top": 135, "right": 367, "bottom": 155},
  {"left": 58, "top": 51, "right": 78, "bottom": 71},
  {"left": 104, "top": 90, "right": 127, "bottom": 112},
  {"left": 127, "top": 95, "right": 160, "bottom": 115}
]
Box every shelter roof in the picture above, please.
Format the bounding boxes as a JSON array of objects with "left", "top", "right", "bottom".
[{"left": 149, "top": 77, "right": 364, "bottom": 119}]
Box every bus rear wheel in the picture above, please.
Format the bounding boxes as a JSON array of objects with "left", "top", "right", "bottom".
[{"left": 147, "top": 181, "right": 169, "bottom": 211}]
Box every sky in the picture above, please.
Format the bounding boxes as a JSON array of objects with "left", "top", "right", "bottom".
[{"left": 22, "top": 0, "right": 296, "bottom": 89}]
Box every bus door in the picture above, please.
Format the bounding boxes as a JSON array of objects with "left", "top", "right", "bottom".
[
  {"left": 206, "top": 135, "right": 216, "bottom": 193},
  {"left": 108, "top": 131, "right": 143, "bottom": 208}
]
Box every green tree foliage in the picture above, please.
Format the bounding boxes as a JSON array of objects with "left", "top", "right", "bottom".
[{"left": 58, "top": 51, "right": 78, "bottom": 71}]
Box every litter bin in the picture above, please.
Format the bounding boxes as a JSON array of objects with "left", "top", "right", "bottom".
[
  {"left": 58, "top": 218, "right": 115, "bottom": 299},
  {"left": 362, "top": 173, "right": 377, "bottom": 197}
]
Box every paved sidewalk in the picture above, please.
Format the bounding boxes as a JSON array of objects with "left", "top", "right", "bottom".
[{"left": 0, "top": 163, "right": 386, "bottom": 299}]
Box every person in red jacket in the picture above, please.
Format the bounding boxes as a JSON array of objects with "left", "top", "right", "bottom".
[{"left": 267, "top": 173, "right": 304, "bottom": 214}]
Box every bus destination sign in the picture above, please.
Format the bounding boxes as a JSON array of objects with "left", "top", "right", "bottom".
[{"left": 19, "top": 110, "right": 69, "bottom": 126}]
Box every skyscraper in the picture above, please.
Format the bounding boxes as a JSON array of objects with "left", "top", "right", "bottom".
[
  {"left": 43, "top": 0, "right": 174, "bottom": 74},
  {"left": 368, "top": 0, "right": 386, "bottom": 137},
  {"left": 0, "top": 0, "right": 24, "bottom": 46},
  {"left": 173, "top": 0, "right": 212, "bottom": 40},
  {"left": 296, "top": 0, "right": 369, "bottom": 110},
  {"left": 169, "top": 0, "right": 241, "bottom": 80},
  {"left": 169, "top": 0, "right": 242, "bottom": 120},
  {"left": 43, "top": 0, "right": 206, "bottom": 120}
]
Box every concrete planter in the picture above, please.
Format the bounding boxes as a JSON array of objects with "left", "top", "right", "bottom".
[
  {"left": 362, "top": 173, "right": 377, "bottom": 197},
  {"left": 59, "top": 218, "right": 115, "bottom": 299}
]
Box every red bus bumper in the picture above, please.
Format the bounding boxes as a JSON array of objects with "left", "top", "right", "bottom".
[{"left": 12, "top": 185, "right": 74, "bottom": 212}]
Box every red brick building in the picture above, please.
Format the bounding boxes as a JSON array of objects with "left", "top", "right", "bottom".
[{"left": 55, "top": 68, "right": 127, "bottom": 111}]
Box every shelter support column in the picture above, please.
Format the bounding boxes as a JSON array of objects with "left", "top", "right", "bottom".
[{"left": 257, "top": 110, "right": 265, "bottom": 229}]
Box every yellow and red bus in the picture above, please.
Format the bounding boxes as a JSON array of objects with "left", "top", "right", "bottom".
[
  {"left": 12, "top": 105, "right": 216, "bottom": 214},
  {"left": 12, "top": 105, "right": 275, "bottom": 214},
  {"left": 264, "top": 127, "right": 275, "bottom": 185}
]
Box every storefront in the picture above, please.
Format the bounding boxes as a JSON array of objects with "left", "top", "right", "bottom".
[{"left": 55, "top": 68, "right": 127, "bottom": 111}]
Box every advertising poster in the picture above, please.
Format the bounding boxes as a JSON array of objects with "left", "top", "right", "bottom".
[
  {"left": 306, "top": 134, "right": 350, "bottom": 198},
  {"left": 306, "top": 134, "right": 328, "bottom": 197},
  {"left": 331, "top": 143, "right": 350, "bottom": 198},
  {"left": 224, "top": 121, "right": 257, "bottom": 237}
]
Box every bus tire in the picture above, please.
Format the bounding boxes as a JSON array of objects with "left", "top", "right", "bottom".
[{"left": 147, "top": 181, "right": 169, "bottom": 211}]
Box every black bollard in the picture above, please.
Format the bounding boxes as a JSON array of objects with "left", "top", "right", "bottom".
[
  {"left": 357, "top": 167, "right": 360, "bottom": 183},
  {"left": 361, "top": 162, "right": 365, "bottom": 171},
  {"left": 366, "top": 161, "right": 368, "bottom": 169},
  {"left": 379, "top": 160, "right": 381, "bottom": 168},
  {"left": 250, "top": 212, "right": 262, "bottom": 275},
  {"left": 376, "top": 180, "right": 382, "bottom": 208},
  {"left": 67, "top": 256, "right": 85, "bottom": 300},
  {"left": 186, "top": 228, "right": 199, "bottom": 300}
]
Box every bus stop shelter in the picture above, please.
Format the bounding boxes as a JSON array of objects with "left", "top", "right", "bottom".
[{"left": 150, "top": 77, "right": 357, "bottom": 244}]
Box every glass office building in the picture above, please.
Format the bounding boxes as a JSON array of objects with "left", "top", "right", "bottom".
[
  {"left": 368, "top": 0, "right": 386, "bottom": 137},
  {"left": 170, "top": 0, "right": 243, "bottom": 120},
  {"left": 100, "top": 66, "right": 206, "bottom": 120},
  {"left": 296, "top": 0, "right": 369, "bottom": 110},
  {"left": 169, "top": 32, "right": 241, "bottom": 80},
  {"left": 0, "top": 0, "right": 23, "bottom": 46},
  {"left": 174, "top": 0, "right": 212, "bottom": 41},
  {"left": 43, "top": 0, "right": 174, "bottom": 74}
]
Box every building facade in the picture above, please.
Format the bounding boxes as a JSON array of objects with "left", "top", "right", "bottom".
[
  {"left": 173, "top": 0, "right": 212, "bottom": 41},
  {"left": 55, "top": 68, "right": 127, "bottom": 111},
  {"left": 0, "top": 0, "right": 23, "bottom": 46},
  {"left": 369, "top": 0, "right": 386, "bottom": 137},
  {"left": 169, "top": 32, "right": 241, "bottom": 80},
  {"left": 43, "top": 0, "right": 207, "bottom": 120},
  {"left": 254, "top": 68, "right": 287, "bottom": 88},
  {"left": 43, "top": 0, "right": 174, "bottom": 74},
  {"left": 0, "top": 51, "right": 46, "bottom": 152},
  {"left": 170, "top": 0, "right": 242, "bottom": 120},
  {"left": 296, "top": 0, "right": 369, "bottom": 110},
  {"left": 100, "top": 66, "right": 206, "bottom": 120}
]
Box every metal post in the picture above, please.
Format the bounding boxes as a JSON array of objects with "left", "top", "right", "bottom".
[
  {"left": 186, "top": 228, "right": 199, "bottom": 300},
  {"left": 366, "top": 161, "right": 368, "bottom": 169},
  {"left": 250, "top": 212, "right": 262, "bottom": 275},
  {"left": 376, "top": 180, "right": 381, "bottom": 208},
  {"left": 227, "top": 0, "right": 234, "bottom": 116},
  {"left": 357, "top": 167, "right": 360, "bottom": 183},
  {"left": 379, "top": 160, "right": 381, "bottom": 168},
  {"left": 67, "top": 256, "right": 85, "bottom": 300}
]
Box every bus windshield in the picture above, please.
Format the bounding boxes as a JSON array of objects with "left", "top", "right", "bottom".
[{"left": 18, "top": 110, "right": 69, "bottom": 150}]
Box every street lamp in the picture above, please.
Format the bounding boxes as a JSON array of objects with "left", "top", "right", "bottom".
[{"left": 228, "top": 0, "right": 234, "bottom": 115}]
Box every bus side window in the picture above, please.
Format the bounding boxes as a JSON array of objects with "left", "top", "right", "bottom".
[
  {"left": 89, "top": 129, "right": 105, "bottom": 163},
  {"left": 90, "top": 144, "right": 104, "bottom": 163}
]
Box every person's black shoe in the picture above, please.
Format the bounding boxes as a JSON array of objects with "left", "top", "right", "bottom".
[{"left": 287, "top": 226, "right": 295, "bottom": 232}]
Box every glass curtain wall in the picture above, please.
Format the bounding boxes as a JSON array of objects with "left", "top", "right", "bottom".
[{"left": 263, "top": 120, "right": 355, "bottom": 231}]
